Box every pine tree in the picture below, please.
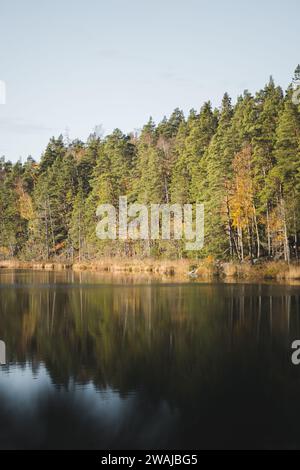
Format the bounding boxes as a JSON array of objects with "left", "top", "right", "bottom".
[
  {"left": 268, "top": 89, "right": 300, "bottom": 261},
  {"left": 202, "top": 93, "right": 235, "bottom": 257},
  {"left": 251, "top": 78, "right": 283, "bottom": 257},
  {"left": 0, "top": 159, "right": 25, "bottom": 256},
  {"left": 39, "top": 136, "right": 66, "bottom": 174}
]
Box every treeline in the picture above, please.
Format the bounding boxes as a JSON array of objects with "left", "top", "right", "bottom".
[{"left": 1, "top": 69, "right": 300, "bottom": 262}]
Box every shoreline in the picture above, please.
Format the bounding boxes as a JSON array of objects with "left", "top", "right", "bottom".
[{"left": 1, "top": 258, "right": 300, "bottom": 283}]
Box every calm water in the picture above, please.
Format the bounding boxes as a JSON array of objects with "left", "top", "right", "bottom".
[{"left": 0, "top": 270, "right": 300, "bottom": 450}]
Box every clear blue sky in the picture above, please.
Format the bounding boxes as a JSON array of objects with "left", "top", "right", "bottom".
[{"left": 0, "top": 0, "right": 299, "bottom": 162}]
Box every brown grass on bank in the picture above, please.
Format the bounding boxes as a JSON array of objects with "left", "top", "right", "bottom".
[
  {"left": 0, "top": 257, "right": 299, "bottom": 283},
  {"left": 193, "top": 256, "right": 217, "bottom": 278},
  {"left": 221, "top": 260, "right": 300, "bottom": 281},
  {"left": 0, "top": 260, "right": 71, "bottom": 270},
  {"left": 0, "top": 260, "right": 29, "bottom": 269},
  {"left": 73, "top": 257, "right": 192, "bottom": 276},
  {"left": 277, "top": 264, "right": 300, "bottom": 280}
]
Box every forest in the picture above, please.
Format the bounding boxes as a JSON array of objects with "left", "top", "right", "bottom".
[{"left": 0, "top": 68, "right": 300, "bottom": 264}]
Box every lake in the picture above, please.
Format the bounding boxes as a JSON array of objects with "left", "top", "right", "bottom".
[{"left": 0, "top": 270, "right": 299, "bottom": 450}]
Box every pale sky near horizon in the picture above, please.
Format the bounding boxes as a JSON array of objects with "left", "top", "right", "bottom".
[{"left": 0, "top": 0, "right": 299, "bottom": 162}]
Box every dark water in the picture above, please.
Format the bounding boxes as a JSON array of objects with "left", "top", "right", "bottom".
[{"left": 0, "top": 270, "right": 300, "bottom": 450}]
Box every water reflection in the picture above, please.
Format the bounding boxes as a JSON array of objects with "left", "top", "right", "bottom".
[{"left": 0, "top": 270, "right": 300, "bottom": 449}]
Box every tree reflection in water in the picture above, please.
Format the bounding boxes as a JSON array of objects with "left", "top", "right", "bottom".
[{"left": 0, "top": 270, "right": 300, "bottom": 449}]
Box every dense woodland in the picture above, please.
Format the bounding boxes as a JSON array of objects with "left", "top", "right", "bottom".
[{"left": 1, "top": 68, "right": 300, "bottom": 263}]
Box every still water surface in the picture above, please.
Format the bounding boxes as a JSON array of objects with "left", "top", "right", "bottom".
[{"left": 0, "top": 270, "right": 300, "bottom": 449}]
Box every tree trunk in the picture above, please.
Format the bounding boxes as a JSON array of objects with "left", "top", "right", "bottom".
[
  {"left": 266, "top": 204, "right": 271, "bottom": 257},
  {"left": 253, "top": 205, "right": 260, "bottom": 258},
  {"left": 280, "top": 191, "right": 290, "bottom": 264}
]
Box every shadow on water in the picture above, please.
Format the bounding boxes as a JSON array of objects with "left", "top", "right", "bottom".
[{"left": 0, "top": 270, "right": 300, "bottom": 449}]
